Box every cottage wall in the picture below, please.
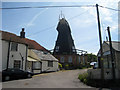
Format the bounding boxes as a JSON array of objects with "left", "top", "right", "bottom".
[
  {"left": 42, "top": 60, "right": 58, "bottom": 72},
  {"left": 96, "top": 41, "right": 120, "bottom": 79},
  {"left": 2, "top": 40, "right": 9, "bottom": 70},
  {"left": 115, "top": 51, "right": 120, "bottom": 70},
  {"left": 0, "top": 32, "right": 2, "bottom": 72},
  {"left": 2, "top": 40, "right": 27, "bottom": 70},
  {"left": 0, "top": 32, "right": 2, "bottom": 82}
]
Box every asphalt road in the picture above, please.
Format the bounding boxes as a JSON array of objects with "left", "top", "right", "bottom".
[{"left": 3, "top": 69, "right": 92, "bottom": 88}]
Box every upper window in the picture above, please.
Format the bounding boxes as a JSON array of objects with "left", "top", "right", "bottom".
[
  {"left": 11, "top": 42, "right": 18, "bottom": 51},
  {"left": 48, "top": 61, "right": 53, "bottom": 67},
  {"left": 72, "top": 46, "right": 76, "bottom": 52},
  {"left": 55, "top": 46, "right": 59, "bottom": 52},
  {"left": 68, "top": 56, "right": 72, "bottom": 63},
  {"left": 60, "top": 57, "right": 64, "bottom": 63}
]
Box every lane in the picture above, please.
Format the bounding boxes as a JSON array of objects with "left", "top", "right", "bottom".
[{"left": 2, "top": 69, "right": 92, "bottom": 88}]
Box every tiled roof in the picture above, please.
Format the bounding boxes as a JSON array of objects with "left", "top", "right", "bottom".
[
  {"left": 24, "top": 38, "right": 48, "bottom": 51},
  {"left": 0, "top": 30, "right": 48, "bottom": 51},
  {"left": 32, "top": 49, "right": 58, "bottom": 61},
  {"left": 105, "top": 41, "right": 120, "bottom": 51}
]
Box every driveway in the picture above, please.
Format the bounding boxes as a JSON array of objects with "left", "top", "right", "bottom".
[{"left": 2, "top": 69, "right": 92, "bottom": 88}]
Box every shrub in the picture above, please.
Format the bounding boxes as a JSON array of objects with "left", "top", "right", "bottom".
[
  {"left": 78, "top": 73, "right": 120, "bottom": 88},
  {"left": 78, "top": 73, "right": 89, "bottom": 84},
  {"left": 64, "top": 64, "right": 69, "bottom": 70},
  {"left": 58, "top": 63, "right": 62, "bottom": 70}
]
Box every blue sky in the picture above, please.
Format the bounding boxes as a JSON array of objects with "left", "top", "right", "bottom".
[{"left": 1, "top": 0, "right": 119, "bottom": 54}]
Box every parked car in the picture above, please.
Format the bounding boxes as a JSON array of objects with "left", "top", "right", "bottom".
[
  {"left": 2, "top": 68, "right": 34, "bottom": 81},
  {"left": 93, "top": 62, "right": 98, "bottom": 69}
]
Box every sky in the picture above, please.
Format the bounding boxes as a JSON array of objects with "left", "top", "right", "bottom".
[{"left": 1, "top": 0, "right": 119, "bottom": 55}]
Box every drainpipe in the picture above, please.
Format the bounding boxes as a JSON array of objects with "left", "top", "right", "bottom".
[
  {"left": 6, "top": 39, "right": 11, "bottom": 70},
  {"left": 25, "top": 44, "right": 28, "bottom": 70}
]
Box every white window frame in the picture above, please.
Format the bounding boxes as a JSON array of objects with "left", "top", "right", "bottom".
[
  {"left": 48, "top": 61, "right": 53, "bottom": 67},
  {"left": 14, "top": 60, "right": 21, "bottom": 69},
  {"left": 60, "top": 57, "right": 64, "bottom": 63},
  {"left": 11, "top": 42, "right": 18, "bottom": 51},
  {"left": 68, "top": 56, "right": 72, "bottom": 63}
]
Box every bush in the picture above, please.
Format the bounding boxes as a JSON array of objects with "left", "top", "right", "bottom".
[
  {"left": 58, "top": 63, "right": 62, "bottom": 70},
  {"left": 78, "top": 73, "right": 89, "bottom": 84},
  {"left": 78, "top": 73, "right": 120, "bottom": 88},
  {"left": 65, "top": 64, "right": 69, "bottom": 70}
]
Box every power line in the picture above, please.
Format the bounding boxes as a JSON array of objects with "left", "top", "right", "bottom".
[
  {"left": 27, "top": 25, "right": 55, "bottom": 37},
  {"left": 1, "top": 4, "right": 119, "bottom": 12},
  {"left": 27, "top": 9, "right": 90, "bottom": 37},
  {"left": 98, "top": 5, "right": 120, "bottom": 11},
  {"left": 1, "top": 5, "right": 95, "bottom": 9},
  {"left": 68, "top": 9, "right": 89, "bottom": 20}
]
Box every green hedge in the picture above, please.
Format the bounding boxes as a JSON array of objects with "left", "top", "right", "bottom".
[{"left": 78, "top": 73, "right": 120, "bottom": 88}]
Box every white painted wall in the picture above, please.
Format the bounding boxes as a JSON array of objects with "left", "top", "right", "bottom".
[
  {"left": 0, "top": 32, "right": 2, "bottom": 72},
  {"left": 2, "top": 40, "right": 27, "bottom": 70},
  {"left": 2, "top": 40, "right": 9, "bottom": 70},
  {"left": 42, "top": 60, "right": 58, "bottom": 72}
]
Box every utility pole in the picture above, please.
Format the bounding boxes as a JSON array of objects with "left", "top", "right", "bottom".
[
  {"left": 107, "top": 26, "right": 115, "bottom": 80},
  {"left": 96, "top": 4, "right": 104, "bottom": 80}
]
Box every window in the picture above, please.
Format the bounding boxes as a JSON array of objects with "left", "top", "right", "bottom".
[
  {"left": 11, "top": 42, "right": 18, "bottom": 51},
  {"left": 68, "top": 56, "right": 72, "bottom": 63},
  {"left": 60, "top": 57, "right": 64, "bottom": 63},
  {"left": 43, "top": 51, "right": 48, "bottom": 54},
  {"left": 72, "top": 46, "right": 76, "bottom": 52},
  {"left": 14, "top": 60, "right": 21, "bottom": 69},
  {"left": 48, "top": 61, "right": 53, "bottom": 67},
  {"left": 55, "top": 46, "right": 59, "bottom": 52},
  {"left": 33, "top": 62, "right": 41, "bottom": 69}
]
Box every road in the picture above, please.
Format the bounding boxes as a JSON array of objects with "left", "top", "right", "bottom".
[{"left": 3, "top": 69, "right": 92, "bottom": 88}]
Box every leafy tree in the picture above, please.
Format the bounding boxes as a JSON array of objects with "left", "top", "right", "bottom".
[{"left": 87, "top": 53, "right": 97, "bottom": 63}]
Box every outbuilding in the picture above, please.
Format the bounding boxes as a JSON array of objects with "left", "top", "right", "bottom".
[{"left": 33, "top": 50, "right": 59, "bottom": 72}]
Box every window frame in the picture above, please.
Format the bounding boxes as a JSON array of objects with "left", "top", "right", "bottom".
[
  {"left": 60, "top": 56, "right": 64, "bottom": 63},
  {"left": 48, "top": 61, "right": 53, "bottom": 67},
  {"left": 14, "top": 60, "right": 21, "bottom": 69},
  {"left": 11, "top": 42, "right": 18, "bottom": 51},
  {"left": 68, "top": 56, "right": 72, "bottom": 63}
]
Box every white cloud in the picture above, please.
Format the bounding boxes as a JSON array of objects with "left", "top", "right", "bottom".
[{"left": 26, "top": 8, "right": 48, "bottom": 28}]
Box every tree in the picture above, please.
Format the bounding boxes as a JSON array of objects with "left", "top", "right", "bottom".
[{"left": 87, "top": 53, "right": 97, "bottom": 63}]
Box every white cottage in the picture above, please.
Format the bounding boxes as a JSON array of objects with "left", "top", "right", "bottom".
[
  {"left": 32, "top": 50, "right": 59, "bottom": 72},
  {"left": 27, "top": 49, "right": 42, "bottom": 73},
  {"left": 0, "top": 30, "right": 28, "bottom": 71},
  {"left": 1, "top": 29, "right": 59, "bottom": 74}
]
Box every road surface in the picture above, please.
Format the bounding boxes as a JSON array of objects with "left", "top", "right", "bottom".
[{"left": 3, "top": 69, "right": 92, "bottom": 88}]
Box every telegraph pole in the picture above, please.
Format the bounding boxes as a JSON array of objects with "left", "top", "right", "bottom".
[
  {"left": 107, "top": 26, "right": 115, "bottom": 80},
  {"left": 96, "top": 4, "right": 104, "bottom": 80}
]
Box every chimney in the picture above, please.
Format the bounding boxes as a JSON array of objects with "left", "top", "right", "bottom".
[{"left": 20, "top": 28, "right": 25, "bottom": 38}]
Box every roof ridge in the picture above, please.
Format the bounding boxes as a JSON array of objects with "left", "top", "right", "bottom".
[{"left": 1, "top": 30, "right": 48, "bottom": 52}]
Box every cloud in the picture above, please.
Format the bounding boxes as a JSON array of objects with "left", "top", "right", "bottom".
[{"left": 26, "top": 8, "right": 48, "bottom": 28}]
